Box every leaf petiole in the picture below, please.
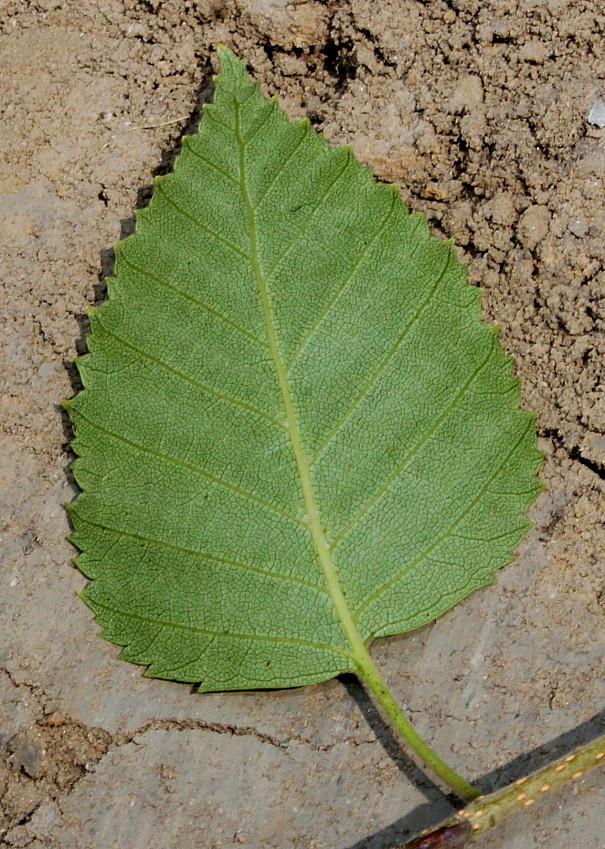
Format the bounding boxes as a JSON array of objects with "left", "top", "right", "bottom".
[{"left": 355, "top": 649, "right": 481, "bottom": 802}]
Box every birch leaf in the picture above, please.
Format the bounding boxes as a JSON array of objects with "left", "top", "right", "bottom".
[{"left": 66, "top": 47, "right": 542, "bottom": 692}]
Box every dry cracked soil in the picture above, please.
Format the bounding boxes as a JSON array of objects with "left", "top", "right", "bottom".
[{"left": 1, "top": 1, "right": 604, "bottom": 848}]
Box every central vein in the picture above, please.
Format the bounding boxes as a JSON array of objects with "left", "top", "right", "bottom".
[
  {"left": 230, "top": 94, "right": 480, "bottom": 802},
  {"left": 234, "top": 103, "right": 364, "bottom": 664}
]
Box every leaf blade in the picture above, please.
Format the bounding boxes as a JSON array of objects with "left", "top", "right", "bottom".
[{"left": 68, "top": 47, "right": 542, "bottom": 691}]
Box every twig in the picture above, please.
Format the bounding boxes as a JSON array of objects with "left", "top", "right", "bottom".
[
  {"left": 127, "top": 116, "right": 190, "bottom": 131},
  {"left": 400, "top": 733, "right": 605, "bottom": 848}
]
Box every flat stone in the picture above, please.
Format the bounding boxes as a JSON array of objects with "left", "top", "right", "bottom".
[
  {"left": 588, "top": 99, "right": 605, "bottom": 128},
  {"left": 7, "top": 731, "right": 46, "bottom": 780}
]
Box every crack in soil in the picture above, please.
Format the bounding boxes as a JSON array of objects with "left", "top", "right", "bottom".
[{"left": 0, "top": 704, "right": 339, "bottom": 844}]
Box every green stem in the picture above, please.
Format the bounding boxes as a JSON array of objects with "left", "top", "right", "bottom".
[
  {"left": 355, "top": 651, "right": 480, "bottom": 802},
  {"left": 234, "top": 94, "right": 479, "bottom": 805},
  {"left": 400, "top": 732, "right": 605, "bottom": 847}
]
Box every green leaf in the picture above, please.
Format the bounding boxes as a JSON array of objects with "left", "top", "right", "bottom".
[{"left": 67, "top": 46, "right": 542, "bottom": 694}]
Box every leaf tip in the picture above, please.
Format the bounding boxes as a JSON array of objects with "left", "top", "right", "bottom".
[
  {"left": 215, "top": 44, "right": 249, "bottom": 86},
  {"left": 214, "top": 41, "right": 231, "bottom": 59}
]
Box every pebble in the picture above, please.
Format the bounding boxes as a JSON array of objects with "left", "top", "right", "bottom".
[
  {"left": 517, "top": 205, "right": 551, "bottom": 249},
  {"left": 588, "top": 99, "right": 605, "bottom": 128},
  {"left": 422, "top": 181, "right": 448, "bottom": 201},
  {"left": 448, "top": 75, "right": 484, "bottom": 113},
  {"left": 568, "top": 218, "right": 588, "bottom": 237},
  {"left": 490, "top": 191, "right": 516, "bottom": 226},
  {"left": 8, "top": 731, "right": 46, "bottom": 779},
  {"left": 520, "top": 41, "right": 548, "bottom": 63}
]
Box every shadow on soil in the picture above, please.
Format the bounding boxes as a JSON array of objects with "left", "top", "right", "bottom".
[
  {"left": 341, "top": 701, "right": 605, "bottom": 849},
  {"left": 59, "top": 62, "right": 216, "bottom": 498}
]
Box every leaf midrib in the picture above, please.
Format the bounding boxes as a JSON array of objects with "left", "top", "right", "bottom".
[{"left": 234, "top": 99, "right": 367, "bottom": 667}]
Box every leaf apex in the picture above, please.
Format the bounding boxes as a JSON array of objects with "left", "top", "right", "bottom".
[
  {"left": 215, "top": 42, "right": 233, "bottom": 60},
  {"left": 216, "top": 44, "right": 249, "bottom": 87}
]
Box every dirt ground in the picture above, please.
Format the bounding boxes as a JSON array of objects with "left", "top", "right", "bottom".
[{"left": 1, "top": 1, "right": 604, "bottom": 847}]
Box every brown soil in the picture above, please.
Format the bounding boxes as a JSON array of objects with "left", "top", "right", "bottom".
[{"left": 1, "top": 2, "right": 603, "bottom": 848}]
